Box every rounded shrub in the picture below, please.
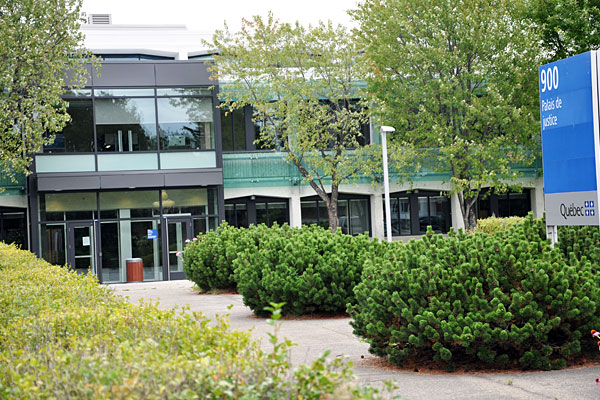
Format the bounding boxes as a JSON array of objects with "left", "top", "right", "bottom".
[
  {"left": 472, "top": 216, "right": 525, "bottom": 235},
  {"left": 182, "top": 222, "right": 250, "bottom": 291},
  {"left": 234, "top": 224, "right": 384, "bottom": 317},
  {"left": 349, "top": 214, "right": 600, "bottom": 370}
]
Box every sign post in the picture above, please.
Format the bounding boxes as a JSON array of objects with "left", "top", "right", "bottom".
[{"left": 539, "top": 51, "right": 600, "bottom": 246}]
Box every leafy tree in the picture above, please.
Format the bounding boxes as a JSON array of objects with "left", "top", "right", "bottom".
[
  {"left": 527, "top": 0, "right": 600, "bottom": 61},
  {"left": 351, "top": 0, "right": 541, "bottom": 229},
  {"left": 208, "top": 14, "right": 379, "bottom": 232},
  {"left": 0, "top": 0, "right": 94, "bottom": 182}
]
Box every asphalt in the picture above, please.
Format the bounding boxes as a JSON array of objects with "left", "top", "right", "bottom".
[{"left": 109, "top": 280, "right": 600, "bottom": 400}]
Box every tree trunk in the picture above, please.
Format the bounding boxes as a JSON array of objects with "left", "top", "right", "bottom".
[
  {"left": 327, "top": 184, "right": 339, "bottom": 233},
  {"left": 457, "top": 190, "right": 479, "bottom": 231}
]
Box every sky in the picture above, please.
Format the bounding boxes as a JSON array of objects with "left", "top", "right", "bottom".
[{"left": 81, "top": 0, "right": 360, "bottom": 34}]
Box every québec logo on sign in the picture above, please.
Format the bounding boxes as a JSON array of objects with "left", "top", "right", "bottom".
[{"left": 560, "top": 201, "right": 595, "bottom": 219}]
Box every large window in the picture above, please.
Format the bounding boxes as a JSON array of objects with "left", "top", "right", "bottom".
[
  {"left": 301, "top": 195, "right": 370, "bottom": 236},
  {"left": 225, "top": 196, "right": 289, "bottom": 228},
  {"left": 159, "top": 97, "right": 214, "bottom": 150},
  {"left": 45, "top": 87, "right": 215, "bottom": 155},
  {"left": 477, "top": 189, "right": 531, "bottom": 219},
  {"left": 95, "top": 96, "right": 157, "bottom": 152},
  {"left": 221, "top": 107, "right": 246, "bottom": 151},
  {"left": 384, "top": 191, "right": 451, "bottom": 236}
]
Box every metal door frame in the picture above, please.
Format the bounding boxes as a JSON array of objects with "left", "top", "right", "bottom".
[
  {"left": 162, "top": 216, "right": 193, "bottom": 280},
  {"left": 66, "top": 220, "right": 98, "bottom": 278}
]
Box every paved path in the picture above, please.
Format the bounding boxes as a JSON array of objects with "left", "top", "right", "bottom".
[{"left": 109, "top": 280, "right": 600, "bottom": 400}]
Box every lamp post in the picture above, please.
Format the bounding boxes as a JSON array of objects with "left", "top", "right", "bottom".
[{"left": 380, "top": 125, "right": 395, "bottom": 243}]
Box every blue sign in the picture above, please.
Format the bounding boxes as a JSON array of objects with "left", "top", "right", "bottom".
[
  {"left": 147, "top": 229, "right": 158, "bottom": 239},
  {"left": 539, "top": 51, "right": 597, "bottom": 194}
]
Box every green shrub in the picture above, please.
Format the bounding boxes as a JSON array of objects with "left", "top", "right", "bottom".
[
  {"left": 183, "top": 222, "right": 250, "bottom": 291},
  {"left": 234, "top": 224, "right": 385, "bottom": 317},
  {"left": 349, "top": 214, "right": 600, "bottom": 370},
  {"left": 557, "top": 225, "right": 600, "bottom": 263},
  {"left": 473, "top": 216, "right": 525, "bottom": 235},
  {"left": 0, "top": 243, "right": 383, "bottom": 399}
]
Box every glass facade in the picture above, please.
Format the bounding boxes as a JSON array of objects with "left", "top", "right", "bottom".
[
  {"left": 224, "top": 197, "right": 289, "bottom": 228},
  {"left": 44, "top": 87, "right": 215, "bottom": 155},
  {"left": 0, "top": 209, "right": 28, "bottom": 250},
  {"left": 418, "top": 195, "right": 451, "bottom": 234},
  {"left": 221, "top": 107, "right": 246, "bottom": 151},
  {"left": 38, "top": 187, "right": 219, "bottom": 283},
  {"left": 477, "top": 189, "right": 531, "bottom": 219},
  {"left": 159, "top": 97, "right": 214, "bottom": 150},
  {"left": 301, "top": 196, "right": 370, "bottom": 235},
  {"left": 384, "top": 197, "right": 411, "bottom": 236},
  {"left": 384, "top": 192, "right": 451, "bottom": 236}
]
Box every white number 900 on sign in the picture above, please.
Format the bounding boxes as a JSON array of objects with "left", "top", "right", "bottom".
[{"left": 540, "top": 66, "right": 559, "bottom": 93}]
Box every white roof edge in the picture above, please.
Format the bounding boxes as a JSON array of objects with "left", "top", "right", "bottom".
[
  {"left": 82, "top": 24, "right": 188, "bottom": 30},
  {"left": 89, "top": 48, "right": 180, "bottom": 57},
  {"left": 188, "top": 49, "right": 219, "bottom": 57}
]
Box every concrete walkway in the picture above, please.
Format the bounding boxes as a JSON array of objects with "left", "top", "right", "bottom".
[{"left": 109, "top": 280, "right": 600, "bottom": 400}]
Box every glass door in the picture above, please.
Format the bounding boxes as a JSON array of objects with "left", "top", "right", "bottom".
[
  {"left": 165, "top": 217, "right": 192, "bottom": 280},
  {"left": 67, "top": 222, "right": 96, "bottom": 276}
]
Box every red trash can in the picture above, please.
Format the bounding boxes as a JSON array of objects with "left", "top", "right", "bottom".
[{"left": 126, "top": 258, "right": 143, "bottom": 282}]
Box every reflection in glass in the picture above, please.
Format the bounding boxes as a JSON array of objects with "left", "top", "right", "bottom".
[
  {"left": 44, "top": 99, "right": 94, "bottom": 153},
  {"left": 168, "top": 220, "right": 187, "bottom": 273},
  {"left": 158, "top": 97, "right": 214, "bottom": 150},
  {"left": 100, "top": 222, "right": 121, "bottom": 283},
  {"left": 349, "top": 199, "right": 369, "bottom": 235},
  {"left": 157, "top": 88, "right": 212, "bottom": 96},
  {"left": 73, "top": 225, "right": 95, "bottom": 275},
  {"left": 221, "top": 107, "right": 246, "bottom": 151},
  {"left": 1, "top": 211, "right": 27, "bottom": 249},
  {"left": 418, "top": 196, "right": 450, "bottom": 233},
  {"left": 39, "top": 192, "right": 97, "bottom": 221},
  {"left": 94, "top": 88, "right": 155, "bottom": 97},
  {"left": 225, "top": 203, "right": 248, "bottom": 228},
  {"left": 130, "top": 220, "right": 162, "bottom": 281},
  {"left": 161, "top": 188, "right": 217, "bottom": 216},
  {"left": 256, "top": 202, "right": 288, "bottom": 226},
  {"left": 385, "top": 197, "right": 410, "bottom": 236},
  {"left": 100, "top": 191, "right": 158, "bottom": 219},
  {"left": 193, "top": 217, "right": 219, "bottom": 236},
  {"left": 40, "top": 224, "right": 65, "bottom": 265},
  {"left": 95, "top": 98, "right": 157, "bottom": 152}
]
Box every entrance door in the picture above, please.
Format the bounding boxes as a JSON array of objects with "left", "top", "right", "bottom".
[
  {"left": 67, "top": 222, "right": 97, "bottom": 276},
  {"left": 165, "top": 217, "right": 192, "bottom": 280}
]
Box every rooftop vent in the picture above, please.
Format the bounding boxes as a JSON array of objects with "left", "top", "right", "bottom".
[{"left": 88, "top": 14, "right": 112, "bottom": 25}]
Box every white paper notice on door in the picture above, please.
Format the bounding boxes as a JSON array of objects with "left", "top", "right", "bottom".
[{"left": 82, "top": 236, "right": 90, "bottom": 246}]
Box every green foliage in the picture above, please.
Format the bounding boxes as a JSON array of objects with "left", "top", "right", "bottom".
[
  {"left": 232, "top": 224, "right": 384, "bottom": 316},
  {"left": 527, "top": 0, "right": 600, "bottom": 62},
  {"left": 472, "top": 216, "right": 526, "bottom": 235},
  {"left": 351, "top": 0, "right": 541, "bottom": 229},
  {"left": 557, "top": 225, "right": 600, "bottom": 263},
  {"left": 182, "top": 222, "right": 250, "bottom": 291},
  {"left": 209, "top": 14, "right": 381, "bottom": 232},
  {"left": 349, "top": 214, "right": 600, "bottom": 370},
  {"left": 0, "top": 0, "right": 96, "bottom": 181},
  {"left": 0, "top": 243, "right": 384, "bottom": 399}
]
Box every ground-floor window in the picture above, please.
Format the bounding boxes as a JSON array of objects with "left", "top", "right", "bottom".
[
  {"left": 301, "top": 195, "right": 371, "bottom": 236},
  {"left": 36, "top": 187, "right": 220, "bottom": 283},
  {"left": 225, "top": 196, "right": 289, "bottom": 228},
  {"left": 477, "top": 189, "right": 531, "bottom": 219},
  {"left": 384, "top": 191, "right": 451, "bottom": 236},
  {"left": 0, "top": 208, "right": 28, "bottom": 249}
]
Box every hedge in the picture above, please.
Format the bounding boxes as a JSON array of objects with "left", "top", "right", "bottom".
[
  {"left": 183, "top": 222, "right": 250, "bottom": 291},
  {"left": 183, "top": 223, "right": 385, "bottom": 317},
  {"left": 0, "top": 243, "right": 382, "bottom": 399},
  {"left": 348, "top": 214, "right": 600, "bottom": 370},
  {"left": 472, "top": 216, "right": 525, "bottom": 235}
]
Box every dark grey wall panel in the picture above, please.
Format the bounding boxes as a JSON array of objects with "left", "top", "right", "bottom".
[
  {"left": 37, "top": 175, "right": 101, "bottom": 191},
  {"left": 64, "top": 64, "right": 93, "bottom": 87},
  {"left": 164, "top": 170, "right": 223, "bottom": 187},
  {"left": 155, "top": 63, "right": 213, "bottom": 86},
  {"left": 100, "top": 174, "right": 164, "bottom": 189},
  {"left": 93, "top": 63, "right": 155, "bottom": 87}
]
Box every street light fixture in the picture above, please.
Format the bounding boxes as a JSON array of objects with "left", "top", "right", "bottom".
[{"left": 380, "top": 125, "right": 395, "bottom": 243}]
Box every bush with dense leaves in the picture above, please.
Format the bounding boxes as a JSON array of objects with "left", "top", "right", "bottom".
[
  {"left": 233, "top": 224, "right": 385, "bottom": 317},
  {"left": 349, "top": 214, "right": 600, "bottom": 370},
  {"left": 472, "top": 216, "right": 525, "bottom": 235},
  {"left": 182, "top": 222, "right": 251, "bottom": 291},
  {"left": 0, "top": 243, "right": 384, "bottom": 399}
]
